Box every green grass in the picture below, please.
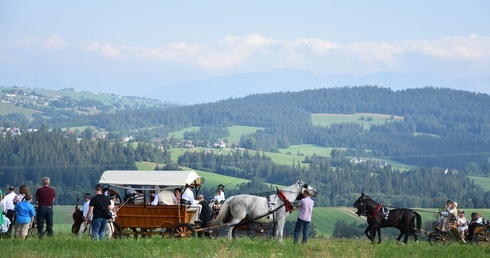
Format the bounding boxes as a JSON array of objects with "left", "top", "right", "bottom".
[
  {"left": 226, "top": 125, "right": 263, "bottom": 144},
  {"left": 302, "top": 207, "right": 365, "bottom": 236},
  {"left": 312, "top": 113, "right": 403, "bottom": 130},
  {"left": 279, "top": 144, "right": 335, "bottom": 157},
  {"left": 2, "top": 232, "right": 490, "bottom": 257},
  {"left": 0, "top": 102, "right": 42, "bottom": 116},
  {"left": 168, "top": 126, "right": 201, "bottom": 139}
]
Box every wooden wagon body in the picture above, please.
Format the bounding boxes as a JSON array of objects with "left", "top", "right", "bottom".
[{"left": 99, "top": 170, "right": 203, "bottom": 238}]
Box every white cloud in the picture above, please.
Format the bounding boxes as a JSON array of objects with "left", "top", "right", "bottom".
[
  {"left": 1, "top": 34, "right": 490, "bottom": 77},
  {"left": 40, "top": 35, "right": 68, "bottom": 50}
]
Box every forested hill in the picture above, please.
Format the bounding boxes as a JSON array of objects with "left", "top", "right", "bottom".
[
  {"left": 2, "top": 86, "right": 490, "bottom": 206},
  {"left": 48, "top": 86, "right": 490, "bottom": 169}
]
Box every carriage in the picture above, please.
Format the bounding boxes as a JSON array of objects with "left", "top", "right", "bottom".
[
  {"left": 98, "top": 170, "right": 205, "bottom": 238},
  {"left": 73, "top": 171, "right": 315, "bottom": 241},
  {"left": 427, "top": 216, "right": 490, "bottom": 246}
]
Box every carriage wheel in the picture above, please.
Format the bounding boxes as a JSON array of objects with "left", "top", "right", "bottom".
[
  {"left": 232, "top": 225, "right": 249, "bottom": 238},
  {"left": 429, "top": 231, "right": 452, "bottom": 245},
  {"left": 170, "top": 223, "right": 196, "bottom": 238},
  {"left": 248, "top": 223, "right": 274, "bottom": 240},
  {"left": 475, "top": 229, "right": 490, "bottom": 247},
  {"left": 200, "top": 228, "right": 219, "bottom": 239}
]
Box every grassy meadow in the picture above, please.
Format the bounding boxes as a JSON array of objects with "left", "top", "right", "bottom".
[
  {"left": 2, "top": 229, "right": 490, "bottom": 258},
  {"left": 469, "top": 176, "right": 490, "bottom": 192},
  {"left": 311, "top": 113, "right": 404, "bottom": 130}
]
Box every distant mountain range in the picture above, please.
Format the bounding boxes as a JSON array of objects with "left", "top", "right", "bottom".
[{"left": 146, "top": 68, "right": 490, "bottom": 104}]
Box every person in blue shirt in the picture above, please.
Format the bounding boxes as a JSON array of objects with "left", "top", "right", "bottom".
[{"left": 14, "top": 193, "right": 36, "bottom": 239}]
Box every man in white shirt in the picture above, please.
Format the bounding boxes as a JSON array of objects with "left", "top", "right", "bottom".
[
  {"left": 78, "top": 193, "right": 92, "bottom": 238},
  {"left": 181, "top": 184, "right": 201, "bottom": 224},
  {"left": 1, "top": 186, "right": 16, "bottom": 213},
  {"left": 2, "top": 186, "right": 16, "bottom": 223},
  {"left": 211, "top": 184, "right": 226, "bottom": 204},
  {"left": 181, "top": 184, "right": 199, "bottom": 205}
]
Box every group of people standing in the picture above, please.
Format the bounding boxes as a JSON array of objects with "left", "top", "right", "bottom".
[{"left": 1, "top": 177, "right": 56, "bottom": 239}]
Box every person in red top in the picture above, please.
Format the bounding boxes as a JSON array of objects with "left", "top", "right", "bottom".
[{"left": 35, "top": 177, "right": 56, "bottom": 238}]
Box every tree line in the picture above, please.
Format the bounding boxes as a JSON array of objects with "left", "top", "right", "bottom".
[{"left": 24, "top": 86, "right": 487, "bottom": 170}]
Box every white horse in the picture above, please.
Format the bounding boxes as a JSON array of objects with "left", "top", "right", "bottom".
[{"left": 211, "top": 179, "right": 317, "bottom": 243}]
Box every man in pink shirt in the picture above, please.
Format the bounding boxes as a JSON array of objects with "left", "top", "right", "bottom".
[{"left": 293, "top": 189, "right": 314, "bottom": 244}]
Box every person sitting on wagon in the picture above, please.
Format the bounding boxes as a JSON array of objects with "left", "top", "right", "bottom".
[
  {"left": 210, "top": 184, "right": 226, "bottom": 204},
  {"left": 172, "top": 188, "right": 181, "bottom": 204},
  {"left": 197, "top": 194, "right": 212, "bottom": 229},
  {"left": 181, "top": 184, "right": 199, "bottom": 205},
  {"left": 181, "top": 184, "right": 202, "bottom": 224},
  {"left": 150, "top": 190, "right": 159, "bottom": 206},
  {"left": 133, "top": 190, "right": 145, "bottom": 205},
  {"left": 457, "top": 210, "right": 468, "bottom": 243},
  {"left": 467, "top": 212, "right": 483, "bottom": 241},
  {"left": 438, "top": 200, "right": 457, "bottom": 231}
]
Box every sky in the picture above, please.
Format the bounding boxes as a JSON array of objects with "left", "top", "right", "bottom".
[{"left": 1, "top": 1, "right": 489, "bottom": 98}]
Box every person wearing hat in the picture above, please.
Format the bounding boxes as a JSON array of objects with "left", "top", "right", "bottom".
[
  {"left": 438, "top": 199, "right": 457, "bottom": 231},
  {"left": 2, "top": 186, "right": 17, "bottom": 223},
  {"left": 78, "top": 193, "right": 92, "bottom": 238},
  {"left": 181, "top": 184, "right": 201, "bottom": 225},
  {"left": 211, "top": 184, "right": 226, "bottom": 204},
  {"left": 181, "top": 184, "right": 199, "bottom": 205}
]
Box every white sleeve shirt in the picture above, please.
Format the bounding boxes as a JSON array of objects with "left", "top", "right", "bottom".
[
  {"left": 1, "top": 192, "right": 16, "bottom": 211},
  {"left": 181, "top": 189, "right": 198, "bottom": 205}
]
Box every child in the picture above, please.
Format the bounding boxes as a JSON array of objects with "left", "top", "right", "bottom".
[{"left": 13, "top": 193, "right": 36, "bottom": 239}]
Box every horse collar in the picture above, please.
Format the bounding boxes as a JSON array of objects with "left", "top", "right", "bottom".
[
  {"left": 276, "top": 189, "right": 294, "bottom": 213},
  {"left": 372, "top": 203, "right": 383, "bottom": 218}
]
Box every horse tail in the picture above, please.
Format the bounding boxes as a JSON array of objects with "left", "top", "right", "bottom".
[
  {"left": 414, "top": 211, "right": 422, "bottom": 233},
  {"left": 210, "top": 196, "right": 233, "bottom": 226}
]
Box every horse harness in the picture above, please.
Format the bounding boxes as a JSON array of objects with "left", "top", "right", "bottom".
[
  {"left": 228, "top": 188, "right": 294, "bottom": 229},
  {"left": 372, "top": 203, "right": 390, "bottom": 221}
]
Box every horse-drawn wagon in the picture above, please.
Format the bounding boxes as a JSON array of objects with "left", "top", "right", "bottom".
[
  {"left": 98, "top": 170, "right": 204, "bottom": 238},
  {"left": 428, "top": 216, "right": 490, "bottom": 246}
]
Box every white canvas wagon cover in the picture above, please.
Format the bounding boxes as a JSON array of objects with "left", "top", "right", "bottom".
[{"left": 99, "top": 170, "right": 202, "bottom": 188}]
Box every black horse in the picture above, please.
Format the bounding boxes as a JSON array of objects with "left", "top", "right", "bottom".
[{"left": 354, "top": 193, "right": 421, "bottom": 244}]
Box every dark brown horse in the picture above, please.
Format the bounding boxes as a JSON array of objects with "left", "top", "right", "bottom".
[{"left": 354, "top": 193, "right": 421, "bottom": 244}]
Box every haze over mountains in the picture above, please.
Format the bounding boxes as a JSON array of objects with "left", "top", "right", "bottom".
[{"left": 145, "top": 68, "right": 490, "bottom": 104}]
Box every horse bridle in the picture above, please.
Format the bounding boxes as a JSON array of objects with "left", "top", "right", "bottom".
[{"left": 354, "top": 195, "right": 370, "bottom": 216}]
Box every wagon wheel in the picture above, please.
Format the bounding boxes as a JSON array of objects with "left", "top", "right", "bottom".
[
  {"left": 170, "top": 223, "right": 196, "bottom": 238},
  {"left": 232, "top": 225, "right": 249, "bottom": 238},
  {"left": 200, "top": 227, "right": 220, "bottom": 239},
  {"left": 428, "top": 231, "right": 452, "bottom": 245},
  {"left": 475, "top": 228, "right": 490, "bottom": 247},
  {"left": 247, "top": 223, "right": 274, "bottom": 240},
  {"left": 117, "top": 227, "right": 138, "bottom": 239}
]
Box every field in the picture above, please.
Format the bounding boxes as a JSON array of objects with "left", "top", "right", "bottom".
[
  {"left": 311, "top": 113, "right": 404, "bottom": 130},
  {"left": 2, "top": 228, "right": 490, "bottom": 258},
  {"left": 469, "top": 176, "right": 490, "bottom": 192}
]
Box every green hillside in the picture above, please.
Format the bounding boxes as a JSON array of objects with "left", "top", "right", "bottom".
[{"left": 312, "top": 113, "right": 403, "bottom": 130}]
